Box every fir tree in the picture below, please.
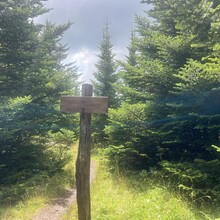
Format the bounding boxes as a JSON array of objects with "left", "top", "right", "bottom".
[
  {"left": 0, "top": 0, "right": 79, "bottom": 179},
  {"left": 104, "top": 1, "right": 220, "bottom": 205},
  {"left": 126, "top": 29, "right": 137, "bottom": 67},
  {"left": 92, "top": 21, "right": 118, "bottom": 108},
  {"left": 107, "top": 0, "right": 220, "bottom": 170}
]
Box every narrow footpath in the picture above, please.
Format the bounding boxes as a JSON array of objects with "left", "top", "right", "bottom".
[{"left": 32, "top": 160, "right": 97, "bottom": 220}]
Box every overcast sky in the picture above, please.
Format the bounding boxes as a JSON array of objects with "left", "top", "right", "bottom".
[{"left": 36, "top": 0, "right": 150, "bottom": 82}]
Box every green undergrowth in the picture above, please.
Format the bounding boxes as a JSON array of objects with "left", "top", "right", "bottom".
[
  {"left": 0, "top": 144, "right": 77, "bottom": 220},
  {"left": 63, "top": 153, "right": 219, "bottom": 220}
]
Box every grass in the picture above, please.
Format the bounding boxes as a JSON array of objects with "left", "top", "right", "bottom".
[
  {"left": 0, "top": 197, "right": 46, "bottom": 220},
  {"left": 1, "top": 145, "right": 219, "bottom": 220},
  {"left": 63, "top": 155, "right": 204, "bottom": 220},
  {"left": 0, "top": 144, "right": 77, "bottom": 220}
]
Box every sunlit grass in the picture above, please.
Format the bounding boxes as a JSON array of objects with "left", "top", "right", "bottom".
[
  {"left": 63, "top": 156, "right": 200, "bottom": 220},
  {"left": 92, "top": 161, "right": 197, "bottom": 220},
  {"left": 2, "top": 146, "right": 218, "bottom": 220}
]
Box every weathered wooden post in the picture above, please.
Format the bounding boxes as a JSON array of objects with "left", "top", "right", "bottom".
[{"left": 60, "top": 84, "right": 108, "bottom": 220}]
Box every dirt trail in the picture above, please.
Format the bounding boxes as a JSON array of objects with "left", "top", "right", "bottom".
[{"left": 32, "top": 160, "right": 97, "bottom": 220}]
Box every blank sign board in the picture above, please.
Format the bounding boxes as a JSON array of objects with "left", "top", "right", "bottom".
[{"left": 60, "top": 96, "right": 108, "bottom": 114}]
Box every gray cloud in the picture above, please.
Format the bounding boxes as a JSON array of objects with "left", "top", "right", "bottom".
[
  {"left": 36, "top": 0, "right": 150, "bottom": 81},
  {"left": 38, "top": 0, "right": 149, "bottom": 52}
]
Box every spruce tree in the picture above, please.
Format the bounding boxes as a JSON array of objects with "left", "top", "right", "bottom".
[
  {"left": 126, "top": 29, "right": 137, "bottom": 67},
  {"left": 107, "top": 0, "right": 220, "bottom": 169},
  {"left": 105, "top": 0, "right": 220, "bottom": 204},
  {"left": 92, "top": 21, "right": 118, "bottom": 146},
  {"left": 0, "top": 0, "right": 79, "bottom": 179},
  {"left": 92, "top": 21, "right": 117, "bottom": 108}
]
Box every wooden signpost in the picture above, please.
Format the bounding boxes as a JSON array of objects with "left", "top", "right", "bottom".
[{"left": 60, "top": 84, "right": 108, "bottom": 220}]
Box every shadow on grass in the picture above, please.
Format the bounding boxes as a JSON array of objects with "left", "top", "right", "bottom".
[{"left": 0, "top": 143, "right": 75, "bottom": 207}]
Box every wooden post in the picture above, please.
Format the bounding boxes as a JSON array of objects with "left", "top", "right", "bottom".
[
  {"left": 60, "top": 83, "right": 108, "bottom": 220},
  {"left": 76, "top": 84, "right": 92, "bottom": 220}
]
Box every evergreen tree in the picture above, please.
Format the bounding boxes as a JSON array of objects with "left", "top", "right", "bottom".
[
  {"left": 126, "top": 29, "right": 137, "bottom": 67},
  {"left": 92, "top": 21, "right": 117, "bottom": 108},
  {"left": 105, "top": 0, "right": 220, "bottom": 204},
  {"left": 92, "top": 21, "right": 118, "bottom": 146},
  {"left": 107, "top": 0, "right": 220, "bottom": 174},
  {"left": 0, "top": 0, "right": 79, "bottom": 180}
]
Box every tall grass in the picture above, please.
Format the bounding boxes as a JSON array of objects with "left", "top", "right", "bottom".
[
  {"left": 2, "top": 145, "right": 218, "bottom": 220},
  {"left": 0, "top": 144, "right": 77, "bottom": 220},
  {"left": 63, "top": 156, "right": 202, "bottom": 220}
]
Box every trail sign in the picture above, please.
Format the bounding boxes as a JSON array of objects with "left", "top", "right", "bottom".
[
  {"left": 60, "top": 96, "right": 108, "bottom": 114},
  {"left": 60, "top": 84, "right": 108, "bottom": 220}
]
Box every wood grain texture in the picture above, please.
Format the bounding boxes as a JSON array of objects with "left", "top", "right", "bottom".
[
  {"left": 60, "top": 96, "right": 108, "bottom": 114},
  {"left": 60, "top": 84, "right": 108, "bottom": 220},
  {"left": 76, "top": 84, "right": 93, "bottom": 220}
]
